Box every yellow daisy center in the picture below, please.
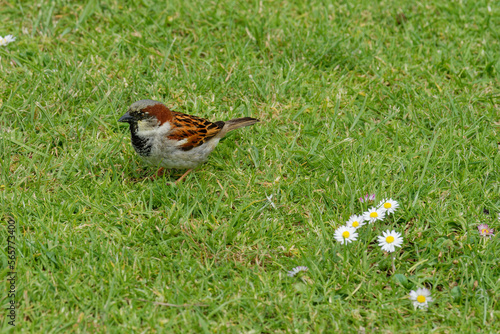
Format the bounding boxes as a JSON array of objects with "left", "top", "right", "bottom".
[
  {"left": 352, "top": 221, "right": 359, "bottom": 227},
  {"left": 386, "top": 236, "right": 395, "bottom": 243},
  {"left": 481, "top": 229, "right": 489, "bottom": 234},
  {"left": 384, "top": 202, "right": 392, "bottom": 209},
  {"left": 370, "top": 212, "right": 378, "bottom": 218},
  {"left": 416, "top": 295, "right": 426, "bottom": 303},
  {"left": 342, "top": 231, "right": 350, "bottom": 238}
]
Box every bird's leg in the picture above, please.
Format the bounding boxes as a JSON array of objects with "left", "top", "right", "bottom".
[
  {"left": 174, "top": 169, "right": 193, "bottom": 184},
  {"left": 155, "top": 167, "right": 166, "bottom": 177},
  {"left": 144, "top": 167, "right": 165, "bottom": 181}
]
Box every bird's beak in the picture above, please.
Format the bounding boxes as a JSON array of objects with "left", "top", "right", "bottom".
[{"left": 118, "top": 112, "right": 134, "bottom": 123}]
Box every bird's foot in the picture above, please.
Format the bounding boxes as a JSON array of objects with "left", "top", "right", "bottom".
[{"left": 173, "top": 169, "right": 193, "bottom": 185}]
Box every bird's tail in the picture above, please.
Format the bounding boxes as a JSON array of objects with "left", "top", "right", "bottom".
[{"left": 224, "top": 117, "right": 260, "bottom": 132}]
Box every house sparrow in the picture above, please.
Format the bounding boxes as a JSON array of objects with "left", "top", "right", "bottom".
[{"left": 119, "top": 99, "right": 259, "bottom": 183}]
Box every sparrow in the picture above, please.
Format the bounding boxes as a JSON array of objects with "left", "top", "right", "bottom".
[{"left": 118, "top": 99, "right": 259, "bottom": 183}]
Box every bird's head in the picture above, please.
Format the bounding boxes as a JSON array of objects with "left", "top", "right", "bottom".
[{"left": 119, "top": 99, "right": 172, "bottom": 134}]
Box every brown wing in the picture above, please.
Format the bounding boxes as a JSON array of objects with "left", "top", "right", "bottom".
[{"left": 168, "top": 111, "right": 225, "bottom": 151}]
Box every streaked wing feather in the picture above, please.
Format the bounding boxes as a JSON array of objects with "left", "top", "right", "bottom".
[{"left": 167, "top": 112, "right": 224, "bottom": 151}]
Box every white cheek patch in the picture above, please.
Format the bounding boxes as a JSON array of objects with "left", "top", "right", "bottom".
[
  {"left": 137, "top": 120, "right": 154, "bottom": 131},
  {"left": 136, "top": 119, "right": 167, "bottom": 137}
]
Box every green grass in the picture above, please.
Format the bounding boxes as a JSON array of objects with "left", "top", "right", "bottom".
[{"left": 1, "top": 0, "right": 499, "bottom": 332}]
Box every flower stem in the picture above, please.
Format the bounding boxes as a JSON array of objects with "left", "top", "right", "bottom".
[{"left": 344, "top": 241, "right": 350, "bottom": 282}]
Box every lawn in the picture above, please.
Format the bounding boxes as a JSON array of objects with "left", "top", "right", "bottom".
[{"left": 1, "top": 0, "right": 499, "bottom": 332}]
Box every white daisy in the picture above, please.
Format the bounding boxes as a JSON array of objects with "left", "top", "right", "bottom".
[
  {"left": 334, "top": 226, "right": 358, "bottom": 245},
  {"left": 378, "top": 198, "right": 399, "bottom": 215},
  {"left": 287, "top": 266, "right": 308, "bottom": 277},
  {"left": 363, "top": 206, "right": 386, "bottom": 223},
  {"left": 0, "top": 35, "right": 16, "bottom": 46},
  {"left": 359, "top": 193, "right": 376, "bottom": 202},
  {"left": 409, "top": 288, "right": 433, "bottom": 309},
  {"left": 377, "top": 230, "right": 403, "bottom": 252},
  {"left": 346, "top": 214, "right": 366, "bottom": 229},
  {"left": 477, "top": 224, "right": 494, "bottom": 237}
]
